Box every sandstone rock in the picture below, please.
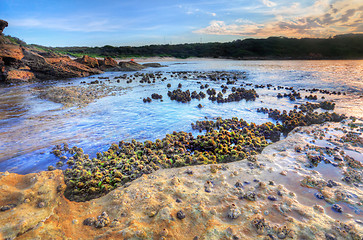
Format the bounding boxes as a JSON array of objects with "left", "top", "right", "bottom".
[
  {"left": 143, "top": 63, "right": 165, "bottom": 68},
  {"left": 98, "top": 56, "right": 118, "bottom": 70},
  {"left": 21, "top": 49, "right": 102, "bottom": 80},
  {"left": 5, "top": 69, "right": 35, "bottom": 81},
  {"left": 103, "top": 57, "right": 117, "bottom": 67},
  {"left": 75, "top": 55, "right": 99, "bottom": 68},
  {"left": 118, "top": 61, "right": 146, "bottom": 71},
  {"left": 0, "top": 19, "right": 8, "bottom": 34},
  {"left": 0, "top": 44, "right": 24, "bottom": 60}
]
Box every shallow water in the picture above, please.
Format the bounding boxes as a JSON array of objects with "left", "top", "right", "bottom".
[{"left": 0, "top": 59, "right": 362, "bottom": 174}]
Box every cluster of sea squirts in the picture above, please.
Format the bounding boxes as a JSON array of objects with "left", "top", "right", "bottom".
[{"left": 50, "top": 102, "right": 346, "bottom": 201}]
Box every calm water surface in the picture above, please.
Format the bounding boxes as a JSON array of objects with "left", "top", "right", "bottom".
[{"left": 0, "top": 59, "right": 362, "bottom": 173}]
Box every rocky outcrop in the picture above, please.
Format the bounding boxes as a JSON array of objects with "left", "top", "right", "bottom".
[
  {"left": 99, "top": 56, "right": 117, "bottom": 69},
  {"left": 0, "top": 20, "right": 8, "bottom": 34},
  {"left": 0, "top": 20, "right": 104, "bottom": 82},
  {"left": 142, "top": 62, "right": 165, "bottom": 68},
  {"left": 0, "top": 44, "right": 24, "bottom": 60},
  {"left": 21, "top": 49, "right": 103, "bottom": 80},
  {"left": 118, "top": 61, "right": 146, "bottom": 71},
  {"left": 75, "top": 55, "right": 99, "bottom": 68}
]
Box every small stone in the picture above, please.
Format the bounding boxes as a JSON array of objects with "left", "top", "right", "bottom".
[
  {"left": 160, "top": 228, "right": 168, "bottom": 237},
  {"left": 234, "top": 181, "right": 243, "bottom": 189},
  {"left": 95, "top": 212, "right": 110, "bottom": 228},
  {"left": 109, "top": 219, "right": 120, "bottom": 228},
  {"left": 227, "top": 204, "right": 241, "bottom": 219},
  {"left": 176, "top": 210, "right": 185, "bottom": 220},
  {"left": 0, "top": 204, "right": 16, "bottom": 211},
  {"left": 332, "top": 204, "right": 342, "bottom": 213},
  {"left": 325, "top": 233, "right": 337, "bottom": 240},
  {"left": 56, "top": 161, "right": 64, "bottom": 167},
  {"left": 267, "top": 196, "right": 277, "bottom": 201},
  {"left": 277, "top": 231, "right": 286, "bottom": 239},
  {"left": 327, "top": 180, "right": 338, "bottom": 188},
  {"left": 72, "top": 219, "right": 78, "bottom": 224},
  {"left": 37, "top": 202, "right": 46, "bottom": 208},
  {"left": 176, "top": 198, "right": 182, "bottom": 203},
  {"left": 314, "top": 192, "right": 325, "bottom": 200},
  {"left": 83, "top": 217, "right": 95, "bottom": 226},
  {"left": 48, "top": 165, "right": 55, "bottom": 171},
  {"left": 24, "top": 198, "right": 30, "bottom": 203},
  {"left": 313, "top": 204, "right": 324, "bottom": 213},
  {"left": 280, "top": 170, "right": 287, "bottom": 176},
  {"left": 245, "top": 191, "right": 256, "bottom": 201},
  {"left": 185, "top": 169, "right": 193, "bottom": 175}
]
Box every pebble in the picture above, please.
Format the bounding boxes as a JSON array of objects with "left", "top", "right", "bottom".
[
  {"left": 267, "top": 196, "right": 277, "bottom": 201},
  {"left": 234, "top": 181, "right": 243, "bottom": 189},
  {"left": 227, "top": 204, "right": 241, "bottom": 219},
  {"left": 0, "top": 204, "right": 16, "bottom": 211},
  {"left": 325, "top": 233, "right": 337, "bottom": 240},
  {"left": 95, "top": 212, "right": 110, "bottom": 228},
  {"left": 83, "top": 217, "right": 95, "bottom": 226},
  {"left": 38, "top": 202, "right": 46, "bottom": 208},
  {"left": 176, "top": 210, "right": 185, "bottom": 220},
  {"left": 185, "top": 169, "right": 193, "bottom": 175},
  {"left": 332, "top": 204, "right": 342, "bottom": 213},
  {"left": 160, "top": 228, "right": 168, "bottom": 236},
  {"left": 314, "top": 192, "right": 325, "bottom": 200}
]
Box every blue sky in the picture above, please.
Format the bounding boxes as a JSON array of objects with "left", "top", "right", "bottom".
[{"left": 1, "top": 0, "right": 362, "bottom": 47}]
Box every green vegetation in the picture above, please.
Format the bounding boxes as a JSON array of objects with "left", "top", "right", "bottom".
[{"left": 51, "top": 34, "right": 363, "bottom": 60}]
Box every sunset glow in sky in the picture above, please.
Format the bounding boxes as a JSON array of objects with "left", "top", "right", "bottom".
[{"left": 1, "top": 0, "right": 362, "bottom": 46}]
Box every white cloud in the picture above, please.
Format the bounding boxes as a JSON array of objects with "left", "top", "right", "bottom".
[
  {"left": 9, "top": 17, "right": 124, "bottom": 32},
  {"left": 195, "top": 0, "right": 363, "bottom": 37},
  {"left": 262, "top": 0, "right": 276, "bottom": 8}
]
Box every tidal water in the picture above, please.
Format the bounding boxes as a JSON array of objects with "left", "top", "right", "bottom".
[{"left": 0, "top": 59, "right": 362, "bottom": 173}]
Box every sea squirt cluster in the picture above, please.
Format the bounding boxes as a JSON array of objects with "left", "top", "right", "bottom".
[{"left": 51, "top": 105, "right": 347, "bottom": 201}]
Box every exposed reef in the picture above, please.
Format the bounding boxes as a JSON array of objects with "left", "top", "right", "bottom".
[{"left": 1, "top": 120, "right": 362, "bottom": 239}]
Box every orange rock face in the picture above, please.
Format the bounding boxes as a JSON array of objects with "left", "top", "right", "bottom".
[
  {"left": 6, "top": 69, "right": 35, "bottom": 81},
  {"left": 75, "top": 55, "right": 99, "bottom": 68},
  {"left": 103, "top": 56, "right": 117, "bottom": 67},
  {"left": 0, "top": 44, "right": 24, "bottom": 60}
]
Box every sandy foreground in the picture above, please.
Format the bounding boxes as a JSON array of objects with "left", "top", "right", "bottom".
[{"left": 0, "top": 120, "right": 362, "bottom": 240}]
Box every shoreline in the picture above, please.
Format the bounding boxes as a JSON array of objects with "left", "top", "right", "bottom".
[{"left": 0, "top": 120, "right": 362, "bottom": 239}]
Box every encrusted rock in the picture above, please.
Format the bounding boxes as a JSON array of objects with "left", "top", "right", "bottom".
[
  {"left": 94, "top": 212, "right": 110, "bottom": 228},
  {"left": 176, "top": 210, "right": 185, "bottom": 220},
  {"left": 227, "top": 204, "right": 241, "bottom": 219},
  {"left": 83, "top": 217, "right": 96, "bottom": 226}
]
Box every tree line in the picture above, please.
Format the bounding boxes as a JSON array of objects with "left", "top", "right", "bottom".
[{"left": 48, "top": 34, "right": 363, "bottom": 60}]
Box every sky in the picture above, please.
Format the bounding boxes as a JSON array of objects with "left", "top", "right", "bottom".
[{"left": 1, "top": 0, "right": 362, "bottom": 47}]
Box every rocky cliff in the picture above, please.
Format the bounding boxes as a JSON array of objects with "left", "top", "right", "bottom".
[{"left": 0, "top": 20, "right": 103, "bottom": 82}]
